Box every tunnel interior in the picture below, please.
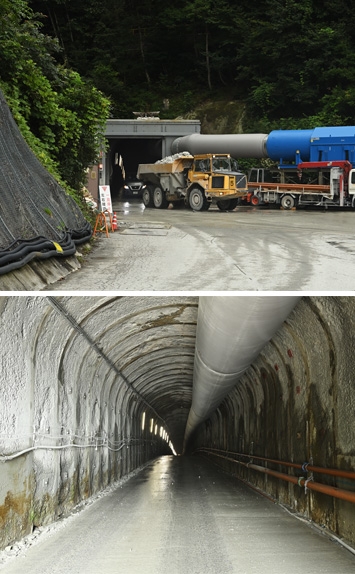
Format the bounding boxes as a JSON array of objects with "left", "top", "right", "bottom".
[
  {"left": 108, "top": 138, "right": 163, "bottom": 196},
  {"left": 0, "top": 296, "right": 354, "bottom": 552}
]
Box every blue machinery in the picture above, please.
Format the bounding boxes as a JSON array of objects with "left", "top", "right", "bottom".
[{"left": 171, "top": 126, "right": 355, "bottom": 168}]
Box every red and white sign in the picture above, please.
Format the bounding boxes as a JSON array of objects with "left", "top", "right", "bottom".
[{"left": 99, "top": 185, "right": 113, "bottom": 213}]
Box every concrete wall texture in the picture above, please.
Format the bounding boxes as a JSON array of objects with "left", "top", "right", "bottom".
[{"left": 0, "top": 296, "right": 354, "bottom": 550}]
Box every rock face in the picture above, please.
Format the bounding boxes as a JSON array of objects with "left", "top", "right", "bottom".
[{"left": 181, "top": 100, "right": 246, "bottom": 134}]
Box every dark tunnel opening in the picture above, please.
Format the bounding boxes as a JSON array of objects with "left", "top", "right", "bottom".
[{"left": 108, "top": 138, "right": 163, "bottom": 197}]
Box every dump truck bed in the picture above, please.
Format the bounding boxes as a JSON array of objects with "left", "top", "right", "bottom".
[{"left": 137, "top": 156, "right": 193, "bottom": 179}]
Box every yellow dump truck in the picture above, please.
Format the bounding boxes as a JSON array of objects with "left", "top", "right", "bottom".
[{"left": 137, "top": 153, "right": 248, "bottom": 211}]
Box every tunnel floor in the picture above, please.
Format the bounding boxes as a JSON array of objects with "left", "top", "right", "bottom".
[{"left": 1, "top": 456, "right": 354, "bottom": 574}]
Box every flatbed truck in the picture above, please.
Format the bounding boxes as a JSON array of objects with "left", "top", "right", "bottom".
[{"left": 245, "top": 161, "right": 355, "bottom": 209}]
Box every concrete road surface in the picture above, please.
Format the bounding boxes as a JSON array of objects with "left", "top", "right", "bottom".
[
  {"left": 1, "top": 456, "right": 354, "bottom": 574},
  {"left": 44, "top": 200, "right": 355, "bottom": 291}
]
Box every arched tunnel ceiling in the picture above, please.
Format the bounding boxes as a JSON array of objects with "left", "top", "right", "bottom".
[
  {"left": 1, "top": 295, "right": 300, "bottom": 455},
  {"left": 44, "top": 296, "right": 199, "bottom": 454}
]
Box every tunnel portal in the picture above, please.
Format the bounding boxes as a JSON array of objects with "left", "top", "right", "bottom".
[
  {"left": 104, "top": 118, "right": 201, "bottom": 197},
  {"left": 0, "top": 295, "right": 354, "bottom": 554}
]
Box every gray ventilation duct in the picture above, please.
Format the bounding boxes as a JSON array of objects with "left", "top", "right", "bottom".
[
  {"left": 171, "top": 133, "right": 268, "bottom": 158},
  {"left": 183, "top": 296, "right": 301, "bottom": 451}
]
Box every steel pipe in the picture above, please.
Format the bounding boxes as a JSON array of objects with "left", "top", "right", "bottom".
[
  {"left": 183, "top": 296, "right": 301, "bottom": 450},
  {"left": 196, "top": 448, "right": 355, "bottom": 482},
  {"left": 201, "top": 450, "right": 355, "bottom": 505}
]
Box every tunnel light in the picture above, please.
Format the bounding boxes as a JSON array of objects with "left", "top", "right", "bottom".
[
  {"left": 141, "top": 411, "right": 146, "bottom": 431},
  {"left": 169, "top": 441, "right": 177, "bottom": 456},
  {"left": 154, "top": 424, "right": 158, "bottom": 435},
  {"left": 150, "top": 418, "right": 154, "bottom": 433}
]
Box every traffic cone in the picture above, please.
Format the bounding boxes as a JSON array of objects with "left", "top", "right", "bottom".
[{"left": 112, "top": 212, "right": 118, "bottom": 231}]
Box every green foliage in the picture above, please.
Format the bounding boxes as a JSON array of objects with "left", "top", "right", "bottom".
[
  {"left": 2, "top": 0, "right": 355, "bottom": 201},
  {"left": 0, "top": 0, "right": 110, "bottom": 202},
  {"left": 26, "top": 0, "right": 355, "bottom": 128}
]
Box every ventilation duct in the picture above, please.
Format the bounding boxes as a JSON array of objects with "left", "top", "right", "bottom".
[{"left": 183, "top": 296, "right": 301, "bottom": 450}]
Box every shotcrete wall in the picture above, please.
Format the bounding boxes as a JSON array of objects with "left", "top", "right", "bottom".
[
  {"left": 0, "top": 297, "right": 186, "bottom": 550},
  {"left": 1, "top": 296, "right": 355, "bottom": 551},
  {"left": 191, "top": 297, "right": 355, "bottom": 545}
]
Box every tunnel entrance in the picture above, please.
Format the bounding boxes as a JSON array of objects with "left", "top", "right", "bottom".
[
  {"left": 108, "top": 138, "right": 163, "bottom": 197},
  {"left": 103, "top": 118, "right": 201, "bottom": 197}
]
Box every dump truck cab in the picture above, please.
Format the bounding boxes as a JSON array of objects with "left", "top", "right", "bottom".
[{"left": 187, "top": 154, "right": 248, "bottom": 210}]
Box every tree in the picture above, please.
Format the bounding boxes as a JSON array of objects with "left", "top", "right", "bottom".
[
  {"left": 0, "top": 0, "right": 110, "bottom": 195},
  {"left": 27, "top": 0, "right": 355, "bottom": 128}
]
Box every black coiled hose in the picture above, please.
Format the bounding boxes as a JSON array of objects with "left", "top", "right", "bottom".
[{"left": 0, "top": 222, "right": 92, "bottom": 275}]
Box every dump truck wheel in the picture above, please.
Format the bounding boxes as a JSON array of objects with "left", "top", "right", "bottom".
[
  {"left": 142, "top": 186, "right": 154, "bottom": 207},
  {"left": 189, "top": 187, "right": 209, "bottom": 211},
  {"left": 280, "top": 194, "right": 295, "bottom": 210},
  {"left": 217, "top": 198, "right": 239, "bottom": 211},
  {"left": 153, "top": 186, "right": 168, "bottom": 209}
]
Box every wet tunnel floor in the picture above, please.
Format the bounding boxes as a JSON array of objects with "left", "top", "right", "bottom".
[{"left": 1, "top": 456, "right": 355, "bottom": 574}]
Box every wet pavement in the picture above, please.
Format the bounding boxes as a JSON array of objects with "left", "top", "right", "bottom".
[
  {"left": 1, "top": 456, "right": 354, "bottom": 574},
  {"left": 44, "top": 200, "right": 355, "bottom": 291}
]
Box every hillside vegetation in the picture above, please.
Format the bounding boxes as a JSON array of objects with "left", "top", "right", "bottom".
[
  {"left": 0, "top": 0, "right": 110, "bottom": 198},
  {"left": 29, "top": 0, "right": 355, "bottom": 133},
  {"left": 2, "top": 0, "right": 355, "bottom": 191}
]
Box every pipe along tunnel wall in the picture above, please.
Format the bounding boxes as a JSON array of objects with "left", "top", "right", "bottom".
[{"left": 0, "top": 296, "right": 354, "bottom": 551}]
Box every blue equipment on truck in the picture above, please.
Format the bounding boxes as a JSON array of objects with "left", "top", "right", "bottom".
[
  {"left": 171, "top": 126, "right": 355, "bottom": 209},
  {"left": 266, "top": 127, "right": 355, "bottom": 167}
]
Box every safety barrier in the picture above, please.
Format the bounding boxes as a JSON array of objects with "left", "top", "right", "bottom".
[{"left": 93, "top": 211, "right": 118, "bottom": 237}]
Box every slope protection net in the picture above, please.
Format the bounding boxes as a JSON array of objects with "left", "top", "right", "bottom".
[{"left": 0, "top": 89, "right": 92, "bottom": 275}]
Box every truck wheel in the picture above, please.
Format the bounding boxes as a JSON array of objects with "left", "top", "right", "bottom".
[
  {"left": 153, "top": 185, "right": 168, "bottom": 209},
  {"left": 280, "top": 194, "right": 295, "bottom": 210},
  {"left": 189, "top": 187, "right": 210, "bottom": 211},
  {"left": 217, "top": 199, "right": 239, "bottom": 211},
  {"left": 142, "top": 186, "right": 154, "bottom": 208}
]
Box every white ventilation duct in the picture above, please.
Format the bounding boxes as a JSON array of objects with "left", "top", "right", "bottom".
[
  {"left": 183, "top": 296, "right": 301, "bottom": 450},
  {"left": 171, "top": 133, "right": 268, "bottom": 158}
]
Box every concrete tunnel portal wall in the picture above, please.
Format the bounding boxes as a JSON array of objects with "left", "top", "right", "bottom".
[
  {"left": 104, "top": 119, "right": 201, "bottom": 196},
  {"left": 0, "top": 296, "right": 355, "bottom": 551}
]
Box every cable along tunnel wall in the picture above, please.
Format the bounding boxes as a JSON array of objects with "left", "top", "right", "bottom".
[{"left": 0, "top": 296, "right": 355, "bottom": 551}]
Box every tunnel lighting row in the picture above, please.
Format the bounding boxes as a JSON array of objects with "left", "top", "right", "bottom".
[{"left": 142, "top": 412, "right": 176, "bottom": 455}]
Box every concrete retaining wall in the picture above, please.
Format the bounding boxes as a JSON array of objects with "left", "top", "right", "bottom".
[{"left": 0, "top": 256, "right": 81, "bottom": 291}]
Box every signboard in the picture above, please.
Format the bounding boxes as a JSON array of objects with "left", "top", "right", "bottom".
[{"left": 99, "top": 185, "right": 113, "bottom": 213}]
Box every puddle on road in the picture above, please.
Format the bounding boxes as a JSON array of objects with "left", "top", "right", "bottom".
[
  {"left": 327, "top": 238, "right": 355, "bottom": 253},
  {"left": 120, "top": 229, "right": 168, "bottom": 236},
  {"left": 118, "top": 221, "right": 170, "bottom": 236}
]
